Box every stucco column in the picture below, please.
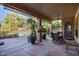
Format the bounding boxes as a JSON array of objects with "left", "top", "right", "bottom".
[
  {"left": 0, "top": 23, "right": 4, "bottom": 45},
  {"left": 48, "top": 23, "right": 52, "bottom": 36},
  {"left": 35, "top": 18, "right": 42, "bottom": 43},
  {"left": 78, "top": 16, "right": 79, "bottom": 43},
  {"left": 35, "top": 18, "right": 40, "bottom": 43},
  {"left": 39, "top": 18, "right": 42, "bottom": 42},
  {"left": 75, "top": 15, "right": 79, "bottom": 43},
  {"left": 0, "top": 23, "right": 1, "bottom": 36}
]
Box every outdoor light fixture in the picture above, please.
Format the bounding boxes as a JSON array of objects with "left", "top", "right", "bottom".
[{"left": 55, "top": 14, "right": 62, "bottom": 20}]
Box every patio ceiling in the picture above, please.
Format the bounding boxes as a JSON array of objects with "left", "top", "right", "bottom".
[{"left": 4, "top": 3, "right": 78, "bottom": 21}]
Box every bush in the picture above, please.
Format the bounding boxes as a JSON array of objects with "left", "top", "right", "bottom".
[{"left": 8, "top": 34, "right": 18, "bottom": 38}]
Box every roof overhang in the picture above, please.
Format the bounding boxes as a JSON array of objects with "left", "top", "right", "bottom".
[{"left": 4, "top": 3, "right": 78, "bottom": 21}]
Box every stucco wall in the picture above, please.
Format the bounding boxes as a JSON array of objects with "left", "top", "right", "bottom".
[
  {"left": 75, "top": 5, "right": 79, "bottom": 19},
  {"left": 62, "top": 16, "right": 75, "bottom": 40},
  {"left": 75, "top": 5, "right": 79, "bottom": 43},
  {"left": 62, "top": 5, "right": 79, "bottom": 43}
]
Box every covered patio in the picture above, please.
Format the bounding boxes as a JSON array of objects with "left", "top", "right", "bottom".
[
  {"left": 0, "top": 3, "right": 79, "bottom": 56},
  {"left": 0, "top": 35, "right": 77, "bottom": 56}
]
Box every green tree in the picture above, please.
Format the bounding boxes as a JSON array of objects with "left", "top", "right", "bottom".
[
  {"left": 42, "top": 20, "right": 49, "bottom": 34},
  {"left": 17, "top": 16, "right": 25, "bottom": 27},
  {"left": 3, "top": 12, "right": 25, "bottom": 35},
  {"left": 52, "top": 20, "right": 62, "bottom": 28},
  {"left": 5, "top": 12, "right": 18, "bottom": 33}
]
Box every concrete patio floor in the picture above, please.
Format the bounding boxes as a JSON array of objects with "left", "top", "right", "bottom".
[{"left": 0, "top": 35, "right": 78, "bottom": 56}]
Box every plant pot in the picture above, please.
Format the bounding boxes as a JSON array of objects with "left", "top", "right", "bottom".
[{"left": 30, "top": 32, "right": 36, "bottom": 44}]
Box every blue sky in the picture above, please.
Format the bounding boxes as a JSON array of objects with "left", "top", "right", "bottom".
[
  {"left": 0, "top": 5, "right": 30, "bottom": 22},
  {"left": 0, "top": 5, "right": 6, "bottom": 21}
]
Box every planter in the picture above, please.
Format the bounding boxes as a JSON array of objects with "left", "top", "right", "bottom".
[
  {"left": 42, "top": 33, "right": 46, "bottom": 40},
  {"left": 28, "top": 32, "right": 36, "bottom": 44}
]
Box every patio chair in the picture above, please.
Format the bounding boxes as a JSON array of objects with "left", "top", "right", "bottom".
[
  {"left": 52, "top": 33, "right": 59, "bottom": 43},
  {"left": 57, "top": 32, "right": 64, "bottom": 43}
]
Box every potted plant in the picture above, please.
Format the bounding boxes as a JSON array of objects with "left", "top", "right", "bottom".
[
  {"left": 30, "top": 32, "right": 36, "bottom": 44},
  {"left": 27, "top": 16, "right": 37, "bottom": 44}
]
